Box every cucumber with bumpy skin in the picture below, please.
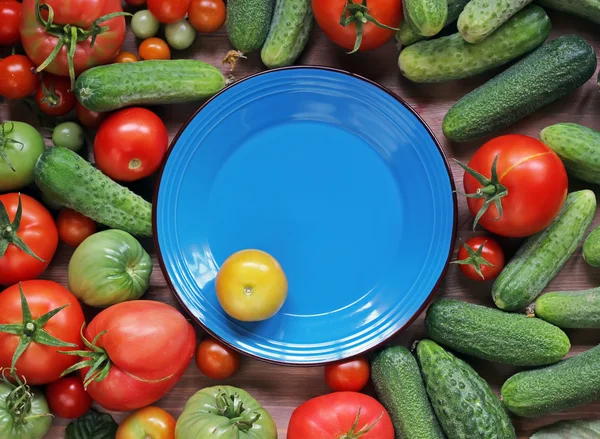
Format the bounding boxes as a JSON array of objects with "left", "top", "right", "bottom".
[
  {"left": 403, "top": 0, "right": 448, "bottom": 37},
  {"left": 534, "top": 288, "right": 600, "bottom": 328},
  {"left": 227, "top": 0, "right": 274, "bottom": 53},
  {"left": 397, "top": 0, "right": 469, "bottom": 46},
  {"left": 458, "top": 0, "right": 533, "bottom": 43},
  {"left": 537, "top": 0, "right": 600, "bottom": 25},
  {"left": 584, "top": 226, "right": 600, "bottom": 267}
]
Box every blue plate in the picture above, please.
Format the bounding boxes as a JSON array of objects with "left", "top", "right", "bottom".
[{"left": 155, "top": 67, "right": 456, "bottom": 365}]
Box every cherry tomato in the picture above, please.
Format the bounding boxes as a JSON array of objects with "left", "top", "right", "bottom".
[
  {"left": 139, "top": 37, "right": 171, "bottom": 60},
  {"left": 196, "top": 337, "right": 240, "bottom": 380},
  {"left": 324, "top": 357, "right": 370, "bottom": 392},
  {"left": 94, "top": 107, "right": 169, "bottom": 181},
  {"left": 0, "top": 0, "right": 21, "bottom": 46},
  {"left": 57, "top": 208, "right": 97, "bottom": 247},
  {"left": 147, "top": 0, "right": 190, "bottom": 24},
  {"left": 126, "top": 0, "right": 147, "bottom": 5},
  {"left": 116, "top": 406, "right": 176, "bottom": 439},
  {"left": 46, "top": 377, "right": 93, "bottom": 419},
  {"left": 115, "top": 51, "right": 139, "bottom": 63},
  {"left": 35, "top": 74, "right": 76, "bottom": 117},
  {"left": 188, "top": 0, "right": 226, "bottom": 33},
  {"left": 454, "top": 236, "right": 505, "bottom": 282},
  {"left": 0, "top": 55, "right": 39, "bottom": 99},
  {"left": 76, "top": 102, "right": 107, "bottom": 130}
]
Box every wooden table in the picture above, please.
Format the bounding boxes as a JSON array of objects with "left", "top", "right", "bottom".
[{"left": 2, "top": 8, "right": 599, "bottom": 439}]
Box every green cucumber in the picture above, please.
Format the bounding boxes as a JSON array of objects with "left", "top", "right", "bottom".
[
  {"left": 417, "top": 340, "right": 516, "bottom": 439},
  {"left": 371, "top": 346, "right": 445, "bottom": 439},
  {"left": 531, "top": 419, "right": 600, "bottom": 438},
  {"left": 260, "top": 0, "right": 313, "bottom": 68},
  {"left": 534, "top": 288, "right": 600, "bottom": 328},
  {"left": 75, "top": 60, "right": 226, "bottom": 112},
  {"left": 537, "top": 0, "right": 600, "bottom": 25},
  {"left": 584, "top": 226, "right": 600, "bottom": 267},
  {"left": 34, "top": 148, "right": 152, "bottom": 237},
  {"left": 227, "top": 0, "right": 274, "bottom": 53},
  {"left": 501, "top": 344, "right": 600, "bottom": 417},
  {"left": 492, "top": 190, "right": 596, "bottom": 311},
  {"left": 540, "top": 123, "right": 600, "bottom": 186},
  {"left": 399, "top": 5, "right": 550, "bottom": 83},
  {"left": 458, "top": 0, "right": 533, "bottom": 43},
  {"left": 403, "top": 0, "right": 448, "bottom": 37},
  {"left": 426, "top": 299, "right": 570, "bottom": 366},
  {"left": 443, "top": 35, "right": 597, "bottom": 142}
]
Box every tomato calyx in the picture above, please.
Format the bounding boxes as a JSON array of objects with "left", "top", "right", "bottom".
[
  {"left": 215, "top": 391, "right": 262, "bottom": 432},
  {"left": 340, "top": 0, "right": 399, "bottom": 54},
  {"left": 60, "top": 326, "right": 111, "bottom": 388},
  {"left": 1, "top": 369, "right": 52, "bottom": 425},
  {"left": 451, "top": 240, "right": 495, "bottom": 280},
  {"left": 339, "top": 407, "right": 383, "bottom": 439},
  {"left": 0, "top": 194, "right": 45, "bottom": 262},
  {"left": 39, "top": 77, "right": 61, "bottom": 108},
  {"left": 0, "top": 122, "right": 25, "bottom": 172}
]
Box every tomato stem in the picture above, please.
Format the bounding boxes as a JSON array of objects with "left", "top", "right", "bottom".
[
  {"left": 215, "top": 391, "right": 262, "bottom": 432},
  {"left": 60, "top": 325, "right": 112, "bottom": 388},
  {"left": 338, "top": 407, "right": 384, "bottom": 439},
  {"left": 450, "top": 240, "right": 495, "bottom": 280},
  {"left": 339, "top": 0, "right": 399, "bottom": 54},
  {"left": 0, "top": 194, "right": 46, "bottom": 262},
  {"left": 0, "top": 123, "right": 25, "bottom": 172},
  {"left": 40, "top": 76, "right": 61, "bottom": 108}
]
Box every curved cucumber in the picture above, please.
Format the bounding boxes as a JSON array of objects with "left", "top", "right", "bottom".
[
  {"left": 584, "top": 226, "right": 600, "bottom": 267},
  {"left": 458, "top": 0, "right": 533, "bottom": 43},
  {"left": 397, "top": 0, "right": 469, "bottom": 46},
  {"left": 492, "top": 190, "right": 596, "bottom": 311},
  {"left": 226, "top": 0, "right": 274, "bottom": 53},
  {"left": 399, "top": 5, "right": 550, "bottom": 83},
  {"left": 403, "top": 0, "right": 448, "bottom": 37},
  {"left": 537, "top": 0, "right": 600, "bottom": 25},
  {"left": 535, "top": 288, "right": 600, "bottom": 328}
]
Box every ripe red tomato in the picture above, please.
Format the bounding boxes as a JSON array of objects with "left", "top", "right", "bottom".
[
  {"left": 35, "top": 74, "right": 76, "bottom": 116},
  {"left": 195, "top": 337, "right": 240, "bottom": 380},
  {"left": 57, "top": 208, "right": 97, "bottom": 247},
  {"left": 94, "top": 107, "right": 168, "bottom": 182},
  {"left": 0, "top": 193, "right": 58, "bottom": 286},
  {"left": 454, "top": 236, "right": 505, "bottom": 281},
  {"left": 324, "top": 357, "right": 370, "bottom": 392},
  {"left": 147, "top": 0, "right": 190, "bottom": 23},
  {"left": 0, "top": 280, "right": 85, "bottom": 385},
  {"left": 139, "top": 37, "right": 171, "bottom": 60},
  {"left": 76, "top": 102, "right": 107, "bottom": 130},
  {"left": 312, "top": 0, "right": 402, "bottom": 53},
  {"left": 461, "top": 135, "right": 568, "bottom": 238},
  {"left": 114, "top": 51, "right": 139, "bottom": 63},
  {"left": 0, "top": 0, "right": 21, "bottom": 46},
  {"left": 0, "top": 54, "right": 39, "bottom": 99},
  {"left": 188, "top": 0, "right": 226, "bottom": 33},
  {"left": 116, "top": 406, "right": 176, "bottom": 439},
  {"left": 46, "top": 377, "right": 93, "bottom": 419},
  {"left": 288, "top": 392, "right": 394, "bottom": 439}
]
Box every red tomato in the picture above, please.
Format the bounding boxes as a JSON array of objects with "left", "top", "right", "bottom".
[
  {"left": 0, "top": 54, "right": 39, "bottom": 99},
  {"left": 312, "top": 0, "right": 402, "bottom": 53},
  {"left": 195, "top": 337, "right": 240, "bottom": 380},
  {"left": 0, "top": 0, "right": 21, "bottom": 46},
  {"left": 139, "top": 37, "right": 171, "bottom": 60},
  {"left": 126, "top": 0, "right": 147, "bottom": 5},
  {"left": 454, "top": 236, "right": 505, "bottom": 281},
  {"left": 46, "top": 376, "right": 93, "bottom": 419},
  {"left": 0, "top": 280, "right": 85, "bottom": 385},
  {"left": 94, "top": 107, "right": 168, "bottom": 182},
  {"left": 116, "top": 406, "right": 176, "bottom": 439},
  {"left": 114, "top": 51, "right": 139, "bottom": 63},
  {"left": 57, "top": 208, "right": 96, "bottom": 247},
  {"left": 324, "top": 357, "right": 370, "bottom": 392},
  {"left": 76, "top": 102, "right": 107, "bottom": 130},
  {"left": 35, "top": 74, "right": 76, "bottom": 116},
  {"left": 147, "top": 0, "right": 190, "bottom": 24},
  {"left": 0, "top": 193, "right": 58, "bottom": 286},
  {"left": 461, "top": 135, "right": 568, "bottom": 237},
  {"left": 74, "top": 301, "right": 196, "bottom": 411},
  {"left": 188, "top": 0, "right": 226, "bottom": 33},
  {"left": 288, "top": 392, "right": 394, "bottom": 439}
]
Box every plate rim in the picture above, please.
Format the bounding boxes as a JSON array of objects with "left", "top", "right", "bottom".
[{"left": 152, "top": 65, "right": 458, "bottom": 366}]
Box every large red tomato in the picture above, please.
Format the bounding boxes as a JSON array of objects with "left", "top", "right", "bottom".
[
  {"left": 0, "top": 280, "right": 85, "bottom": 385},
  {"left": 0, "top": 0, "right": 21, "bottom": 46},
  {"left": 460, "top": 135, "right": 568, "bottom": 238},
  {"left": 288, "top": 392, "right": 395, "bottom": 439}
]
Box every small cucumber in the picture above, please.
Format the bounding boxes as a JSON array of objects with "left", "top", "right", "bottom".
[
  {"left": 501, "top": 344, "right": 600, "bottom": 417},
  {"left": 417, "top": 340, "right": 516, "bottom": 439},
  {"left": 492, "top": 190, "right": 596, "bottom": 311},
  {"left": 540, "top": 123, "right": 600, "bottom": 186},
  {"left": 75, "top": 60, "right": 226, "bottom": 112},
  {"left": 261, "top": 0, "right": 313, "bottom": 69},
  {"left": 537, "top": 0, "right": 600, "bottom": 25},
  {"left": 458, "top": 0, "right": 533, "bottom": 43},
  {"left": 584, "top": 226, "right": 600, "bottom": 267},
  {"left": 426, "top": 299, "right": 570, "bottom": 366},
  {"left": 34, "top": 148, "right": 152, "bottom": 237},
  {"left": 371, "top": 346, "right": 445, "bottom": 439},
  {"left": 226, "top": 0, "right": 274, "bottom": 53},
  {"left": 534, "top": 288, "right": 600, "bottom": 328},
  {"left": 403, "top": 0, "right": 448, "bottom": 37},
  {"left": 397, "top": 0, "right": 469, "bottom": 46},
  {"left": 399, "top": 5, "right": 550, "bottom": 83}
]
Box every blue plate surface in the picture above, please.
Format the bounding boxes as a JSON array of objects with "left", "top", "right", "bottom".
[{"left": 155, "top": 67, "right": 456, "bottom": 365}]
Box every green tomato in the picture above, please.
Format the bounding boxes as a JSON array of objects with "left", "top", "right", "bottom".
[
  {"left": 0, "top": 380, "right": 52, "bottom": 439},
  {"left": 67, "top": 229, "right": 153, "bottom": 308},
  {"left": 131, "top": 10, "right": 160, "bottom": 39},
  {"left": 52, "top": 122, "right": 85, "bottom": 152},
  {"left": 0, "top": 121, "right": 45, "bottom": 192},
  {"left": 165, "top": 19, "right": 196, "bottom": 50}
]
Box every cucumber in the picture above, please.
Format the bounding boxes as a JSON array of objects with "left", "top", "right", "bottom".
[
  {"left": 75, "top": 60, "right": 226, "bottom": 112},
  {"left": 417, "top": 340, "right": 516, "bottom": 439},
  {"left": 492, "top": 190, "right": 596, "bottom": 311},
  {"left": 399, "top": 5, "right": 550, "bottom": 83},
  {"left": 537, "top": 0, "right": 600, "bottom": 25},
  {"left": 227, "top": 0, "right": 274, "bottom": 53},
  {"left": 534, "top": 288, "right": 600, "bottom": 328},
  {"left": 584, "top": 226, "right": 600, "bottom": 267},
  {"left": 531, "top": 419, "right": 600, "bottom": 438},
  {"left": 443, "top": 35, "right": 597, "bottom": 142},
  {"left": 540, "top": 123, "right": 600, "bottom": 186},
  {"left": 371, "top": 346, "right": 446, "bottom": 439},
  {"left": 458, "top": 0, "right": 533, "bottom": 43},
  {"left": 403, "top": 0, "right": 448, "bottom": 37},
  {"left": 426, "top": 299, "right": 570, "bottom": 366},
  {"left": 260, "top": 0, "right": 313, "bottom": 69},
  {"left": 501, "top": 344, "right": 600, "bottom": 417},
  {"left": 34, "top": 148, "right": 152, "bottom": 237}
]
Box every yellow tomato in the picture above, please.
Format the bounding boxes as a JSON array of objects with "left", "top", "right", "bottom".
[
  {"left": 216, "top": 249, "right": 288, "bottom": 322},
  {"left": 116, "top": 406, "right": 175, "bottom": 439}
]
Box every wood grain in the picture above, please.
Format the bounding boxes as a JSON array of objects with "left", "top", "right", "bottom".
[{"left": 2, "top": 7, "right": 600, "bottom": 438}]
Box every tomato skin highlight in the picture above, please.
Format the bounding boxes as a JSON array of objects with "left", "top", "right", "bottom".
[
  {"left": 324, "top": 357, "right": 370, "bottom": 392},
  {"left": 0, "top": 1, "right": 21, "bottom": 46},
  {"left": 116, "top": 406, "right": 176, "bottom": 439},
  {"left": 188, "top": 0, "right": 226, "bottom": 33},
  {"left": 57, "top": 208, "right": 97, "bottom": 247},
  {"left": 195, "top": 337, "right": 240, "bottom": 380},
  {"left": 0, "top": 54, "right": 39, "bottom": 99},
  {"left": 456, "top": 236, "right": 505, "bottom": 281},
  {"left": 46, "top": 377, "right": 93, "bottom": 419}
]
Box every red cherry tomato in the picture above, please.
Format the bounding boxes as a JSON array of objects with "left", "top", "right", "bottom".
[
  {"left": 188, "top": 0, "right": 226, "bottom": 33},
  {"left": 76, "top": 102, "right": 107, "bottom": 130},
  {"left": 139, "top": 38, "right": 171, "bottom": 60},
  {"left": 0, "top": 55, "right": 39, "bottom": 99},
  {"left": 46, "top": 377, "right": 93, "bottom": 419},
  {"left": 0, "top": 0, "right": 21, "bottom": 46},
  {"left": 147, "top": 0, "right": 190, "bottom": 23},
  {"left": 454, "top": 236, "right": 505, "bottom": 281},
  {"left": 324, "top": 357, "right": 370, "bottom": 392},
  {"left": 195, "top": 337, "right": 240, "bottom": 380},
  {"left": 57, "top": 208, "right": 97, "bottom": 247},
  {"left": 35, "top": 74, "right": 76, "bottom": 116}
]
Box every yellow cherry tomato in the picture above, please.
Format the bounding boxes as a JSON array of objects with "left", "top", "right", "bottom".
[{"left": 216, "top": 249, "right": 288, "bottom": 322}]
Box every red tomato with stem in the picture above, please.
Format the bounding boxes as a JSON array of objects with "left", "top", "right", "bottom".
[
  {"left": 148, "top": 0, "right": 190, "bottom": 24},
  {"left": 459, "top": 135, "right": 568, "bottom": 238},
  {"left": 188, "top": 0, "right": 226, "bottom": 33},
  {"left": 453, "top": 236, "right": 505, "bottom": 281},
  {"left": 0, "top": 1, "right": 21, "bottom": 46},
  {"left": 35, "top": 74, "right": 76, "bottom": 116},
  {"left": 0, "top": 54, "right": 39, "bottom": 99},
  {"left": 76, "top": 102, "right": 107, "bottom": 130},
  {"left": 324, "top": 357, "right": 370, "bottom": 392},
  {"left": 288, "top": 392, "right": 394, "bottom": 439},
  {"left": 195, "top": 337, "right": 240, "bottom": 380},
  {"left": 46, "top": 376, "right": 93, "bottom": 419},
  {"left": 57, "top": 208, "right": 96, "bottom": 247},
  {"left": 0, "top": 280, "right": 85, "bottom": 385},
  {"left": 0, "top": 193, "right": 58, "bottom": 286}
]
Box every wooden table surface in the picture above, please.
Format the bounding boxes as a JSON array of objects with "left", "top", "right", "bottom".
[{"left": 2, "top": 7, "right": 600, "bottom": 438}]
